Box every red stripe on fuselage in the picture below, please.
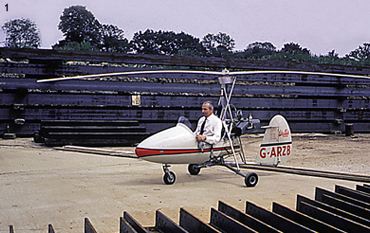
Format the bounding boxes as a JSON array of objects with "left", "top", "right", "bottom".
[{"left": 135, "top": 146, "right": 239, "bottom": 158}]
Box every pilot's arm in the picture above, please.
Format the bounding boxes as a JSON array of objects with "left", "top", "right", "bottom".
[
  {"left": 194, "top": 116, "right": 222, "bottom": 144},
  {"left": 203, "top": 118, "right": 222, "bottom": 144}
]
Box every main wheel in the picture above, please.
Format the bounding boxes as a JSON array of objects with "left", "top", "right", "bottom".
[
  {"left": 244, "top": 172, "right": 258, "bottom": 187},
  {"left": 163, "top": 171, "right": 176, "bottom": 185},
  {"left": 188, "top": 164, "right": 201, "bottom": 175}
]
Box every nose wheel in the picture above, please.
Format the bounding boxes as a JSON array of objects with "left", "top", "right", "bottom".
[{"left": 162, "top": 164, "right": 176, "bottom": 185}]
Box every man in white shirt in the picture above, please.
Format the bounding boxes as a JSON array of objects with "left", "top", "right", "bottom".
[{"left": 194, "top": 101, "right": 223, "bottom": 144}]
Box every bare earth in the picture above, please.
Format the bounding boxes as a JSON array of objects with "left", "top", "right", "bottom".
[{"left": 0, "top": 134, "right": 369, "bottom": 233}]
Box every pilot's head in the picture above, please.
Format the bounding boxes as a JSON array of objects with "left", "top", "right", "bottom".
[{"left": 202, "top": 101, "right": 214, "bottom": 117}]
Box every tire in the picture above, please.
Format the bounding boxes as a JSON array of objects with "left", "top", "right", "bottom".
[
  {"left": 163, "top": 171, "right": 176, "bottom": 185},
  {"left": 188, "top": 164, "right": 201, "bottom": 175},
  {"left": 245, "top": 172, "right": 258, "bottom": 187}
]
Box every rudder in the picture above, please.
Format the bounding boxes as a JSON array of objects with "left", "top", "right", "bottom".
[{"left": 256, "top": 115, "right": 292, "bottom": 166}]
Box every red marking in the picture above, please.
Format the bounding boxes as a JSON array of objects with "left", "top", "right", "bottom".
[
  {"left": 277, "top": 146, "right": 282, "bottom": 157},
  {"left": 260, "top": 147, "right": 266, "bottom": 158},
  {"left": 135, "top": 146, "right": 240, "bottom": 158},
  {"left": 279, "top": 129, "right": 290, "bottom": 137},
  {"left": 270, "top": 147, "right": 276, "bottom": 157},
  {"left": 259, "top": 145, "right": 292, "bottom": 159},
  {"left": 270, "top": 130, "right": 277, "bottom": 140},
  {"left": 282, "top": 146, "right": 287, "bottom": 156}
]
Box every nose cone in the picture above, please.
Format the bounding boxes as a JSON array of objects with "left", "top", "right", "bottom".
[{"left": 135, "top": 123, "right": 197, "bottom": 158}]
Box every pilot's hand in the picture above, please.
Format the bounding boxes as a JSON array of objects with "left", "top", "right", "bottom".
[{"left": 196, "top": 135, "right": 206, "bottom": 142}]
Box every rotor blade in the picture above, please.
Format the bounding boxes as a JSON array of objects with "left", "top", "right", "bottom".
[
  {"left": 36, "top": 70, "right": 223, "bottom": 83},
  {"left": 36, "top": 69, "right": 370, "bottom": 83},
  {"left": 228, "top": 70, "right": 370, "bottom": 79}
]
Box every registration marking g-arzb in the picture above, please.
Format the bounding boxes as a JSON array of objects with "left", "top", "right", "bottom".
[{"left": 260, "top": 144, "right": 291, "bottom": 158}]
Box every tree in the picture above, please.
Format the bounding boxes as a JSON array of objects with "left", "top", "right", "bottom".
[
  {"left": 201, "top": 32, "right": 235, "bottom": 57},
  {"left": 130, "top": 29, "right": 204, "bottom": 56},
  {"left": 346, "top": 43, "right": 370, "bottom": 64},
  {"left": 280, "top": 42, "right": 310, "bottom": 55},
  {"left": 99, "top": 24, "right": 130, "bottom": 53},
  {"left": 57, "top": 5, "right": 101, "bottom": 48},
  {"left": 240, "top": 41, "right": 276, "bottom": 59},
  {"left": 202, "top": 33, "right": 216, "bottom": 52},
  {"left": 315, "top": 50, "right": 344, "bottom": 65},
  {"left": 131, "top": 29, "right": 163, "bottom": 54},
  {"left": 214, "top": 32, "right": 235, "bottom": 51},
  {"left": 174, "top": 32, "right": 205, "bottom": 56},
  {"left": 55, "top": 5, "right": 130, "bottom": 53},
  {"left": 2, "top": 18, "right": 41, "bottom": 48},
  {"left": 276, "top": 42, "right": 312, "bottom": 62}
]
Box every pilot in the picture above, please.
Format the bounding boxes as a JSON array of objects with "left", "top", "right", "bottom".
[{"left": 194, "top": 101, "right": 223, "bottom": 144}]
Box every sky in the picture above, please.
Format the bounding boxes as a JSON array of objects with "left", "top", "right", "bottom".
[{"left": 1, "top": 0, "right": 370, "bottom": 56}]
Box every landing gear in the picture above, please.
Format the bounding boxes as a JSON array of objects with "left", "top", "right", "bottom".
[
  {"left": 163, "top": 171, "right": 176, "bottom": 185},
  {"left": 188, "top": 157, "right": 259, "bottom": 187},
  {"left": 188, "top": 164, "right": 201, "bottom": 175},
  {"left": 244, "top": 172, "right": 258, "bottom": 187},
  {"left": 162, "top": 164, "right": 176, "bottom": 185},
  {"left": 161, "top": 162, "right": 258, "bottom": 187}
]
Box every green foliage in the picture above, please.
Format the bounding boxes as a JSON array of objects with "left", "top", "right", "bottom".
[
  {"left": 131, "top": 29, "right": 204, "bottom": 56},
  {"left": 54, "top": 5, "right": 129, "bottom": 53},
  {"left": 277, "top": 42, "right": 311, "bottom": 62},
  {"left": 52, "top": 41, "right": 94, "bottom": 51},
  {"left": 99, "top": 24, "right": 130, "bottom": 53},
  {"left": 234, "top": 42, "right": 277, "bottom": 60},
  {"left": 201, "top": 32, "right": 235, "bottom": 57},
  {"left": 346, "top": 43, "right": 370, "bottom": 66},
  {"left": 2, "top": 18, "right": 41, "bottom": 48},
  {"left": 57, "top": 5, "right": 101, "bottom": 47},
  {"left": 50, "top": 5, "right": 370, "bottom": 67}
]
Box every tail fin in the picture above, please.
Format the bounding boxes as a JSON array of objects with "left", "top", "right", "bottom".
[{"left": 256, "top": 115, "right": 292, "bottom": 166}]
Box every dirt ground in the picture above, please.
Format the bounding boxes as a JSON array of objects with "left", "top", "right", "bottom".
[{"left": 0, "top": 133, "right": 369, "bottom": 232}]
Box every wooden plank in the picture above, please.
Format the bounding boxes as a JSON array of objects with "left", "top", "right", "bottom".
[
  {"left": 218, "top": 201, "right": 279, "bottom": 233},
  {"left": 48, "top": 224, "right": 55, "bottom": 233},
  {"left": 297, "top": 195, "right": 370, "bottom": 227},
  {"left": 3, "top": 77, "right": 370, "bottom": 98},
  {"left": 357, "top": 184, "right": 370, "bottom": 194},
  {"left": 2, "top": 48, "right": 370, "bottom": 77},
  {"left": 179, "top": 208, "right": 220, "bottom": 233},
  {"left": 210, "top": 208, "right": 257, "bottom": 233},
  {"left": 3, "top": 107, "right": 370, "bottom": 123},
  {"left": 315, "top": 187, "right": 370, "bottom": 209},
  {"left": 44, "top": 137, "right": 148, "bottom": 147},
  {"left": 272, "top": 202, "right": 345, "bottom": 233},
  {"left": 335, "top": 185, "right": 370, "bottom": 204},
  {"left": 56, "top": 146, "right": 136, "bottom": 158},
  {"left": 85, "top": 218, "right": 98, "bottom": 233},
  {"left": 321, "top": 194, "right": 370, "bottom": 220},
  {"left": 2, "top": 91, "right": 369, "bottom": 110},
  {"left": 123, "top": 212, "right": 149, "bottom": 233},
  {"left": 245, "top": 201, "right": 315, "bottom": 233},
  {"left": 119, "top": 217, "right": 137, "bottom": 233},
  {"left": 298, "top": 201, "right": 370, "bottom": 233},
  {"left": 155, "top": 210, "right": 188, "bottom": 233}
]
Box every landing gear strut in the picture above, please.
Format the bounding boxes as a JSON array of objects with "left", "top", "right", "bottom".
[
  {"left": 188, "top": 157, "right": 259, "bottom": 187},
  {"left": 162, "top": 164, "right": 176, "bottom": 185}
]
